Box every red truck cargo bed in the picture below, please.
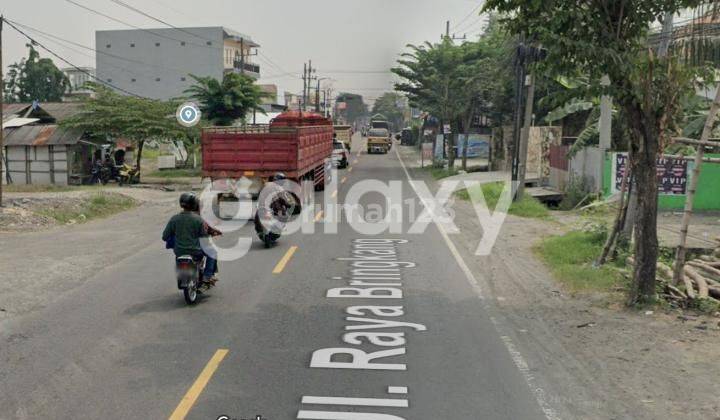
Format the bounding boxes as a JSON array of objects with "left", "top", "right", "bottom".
[{"left": 201, "top": 124, "right": 333, "bottom": 181}]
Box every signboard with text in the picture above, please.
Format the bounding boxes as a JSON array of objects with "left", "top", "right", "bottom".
[{"left": 614, "top": 153, "right": 688, "bottom": 195}]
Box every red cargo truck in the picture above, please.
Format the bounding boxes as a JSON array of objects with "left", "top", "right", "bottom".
[{"left": 201, "top": 111, "right": 333, "bottom": 207}]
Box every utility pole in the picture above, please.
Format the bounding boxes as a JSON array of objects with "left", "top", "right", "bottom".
[
  {"left": 315, "top": 78, "right": 321, "bottom": 113},
  {"left": 510, "top": 40, "right": 527, "bottom": 198},
  {"left": 444, "top": 20, "right": 467, "bottom": 42},
  {"left": 240, "top": 38, "right": 245, "bottom": 75},
  {"left": 598, "top": 75, "right": 612, "bottom": 190},
  {"left": 516, "top": 72, "right": 535, "bottom": 199},
  {"left": 302, "top": 63, "right": 307, "bottom": 110},
  {"left": 307, "top": 60, "right": 316, "bottom": 111},
  {"left": 0, "top": 15, "right": 4, "bottom": 207}
]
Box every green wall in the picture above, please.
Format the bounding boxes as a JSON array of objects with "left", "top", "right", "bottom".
[{"left": 603, "top": 153, "right": 720, "bottom": 211}]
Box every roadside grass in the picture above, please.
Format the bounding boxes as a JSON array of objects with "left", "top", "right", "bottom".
[
  {"left": 147, "top": 168, "right": 201, "bottom": 178},
  {"left": 455, "top": 182, "right": 550, "bottom": 219},
  {"left": 36, "top": 192, "right": 137, "bottom": 224},
  {"left": 534, "top": 230, "right": 628, "bottom": 294},
  {"left": 421, "top": 165, "right": 459, "bottom": 179}
]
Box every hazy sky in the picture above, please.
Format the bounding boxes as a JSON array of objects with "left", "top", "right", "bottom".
[{"left": 1, "top": 0, "right": 487, "bottom": 104}]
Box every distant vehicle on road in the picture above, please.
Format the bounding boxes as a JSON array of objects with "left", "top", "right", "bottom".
[
  {"left": 367, "top": 128, "right": 390, "bottom": 154},
  {"left": 201, "top": 111, "right": 333, "bottom": 212},
  {"left": 333, "top": 125, "right": 353, "bottom": 150},
  {"left": 332, "top": 140, "right": 350, "bottom": 168},
  {"left": 370, "top": 117, "right": 391, "bottom": 135}
]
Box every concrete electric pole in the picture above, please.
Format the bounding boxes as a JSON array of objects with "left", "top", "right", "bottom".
[{"left": 0, "top": 15, "right": 4, "bottom": 207}]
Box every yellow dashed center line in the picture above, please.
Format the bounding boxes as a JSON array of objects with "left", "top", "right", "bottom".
[
  {"left": 340, "top": 177, "right": 347, "bottom": 184},
  {"left": 314, "top": 210, "right": 324, "bottom": 222},
  {"left": 331, "top": 190, "right": 338, "bottom": 198},
  {"left": 273, "top": 246, "right": 298, "bottom": 274},
  {"left": 348, "top": 167, "right": 353, "bottom": 173},
  {"left": 169, "top": 349, "right": 229, "bottom": 420}
]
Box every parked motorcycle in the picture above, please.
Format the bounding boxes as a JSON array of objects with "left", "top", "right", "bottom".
[{"left": 118, "top": 164, "right": 141, "bottom": 186}]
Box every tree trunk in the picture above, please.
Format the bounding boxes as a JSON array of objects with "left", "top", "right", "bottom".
[
  {"left": 135, "top": 139, "right": 145, "bottom": 181},
  {"left": 627, "top": 109, "right": 660, "bottom": 305}
]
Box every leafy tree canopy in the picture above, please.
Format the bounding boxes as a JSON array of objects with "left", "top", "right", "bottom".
[
  {"left": 3, "top": 44, "right": 70, "bottom": 103},
  {"left": 371, "top": 92, "right": 407, "bottom": 130},
  {"left": 60, "top": 83, "right": 191, "bottom": 170},
  {"left": 184, "top": 72, "right": 267, "bottom": 126}
]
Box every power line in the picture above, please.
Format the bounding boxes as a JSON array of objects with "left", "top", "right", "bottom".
[
  {"left": 63, "top": 0, "right": 219, "bottom": 51},
  {"left": 5, "top": 18, "right": 188, "bottom": 74},
  {"left": 3, "top": 18, "right": 144, "bottom": 97},
  {"left": 108, "top": 0, "right": 214, "bottom": 42},
  {"left": 455, "top": 16, "right": 486, "bottom": 36},
  {"left": 450, "top": 1, "right": 485, "bottom": 32},
  {"left": 67, "top": 0, "right": 294, "bottom": 81},
  {"left": 6, "top": 18, "right": 197, "bottom": 92}
]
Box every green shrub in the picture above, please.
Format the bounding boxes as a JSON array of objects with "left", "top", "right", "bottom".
[{"left": 455, "top": 182, "right": 550, "bottom": 219}]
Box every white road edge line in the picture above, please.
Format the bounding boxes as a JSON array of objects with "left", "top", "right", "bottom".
[{"left": 395, "top": 147, "right": 561, "bottom": 420}]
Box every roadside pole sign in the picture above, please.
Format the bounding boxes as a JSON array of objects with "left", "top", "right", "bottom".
[{"left": 443, "top": 124, "right": 451, "bottom": 134}]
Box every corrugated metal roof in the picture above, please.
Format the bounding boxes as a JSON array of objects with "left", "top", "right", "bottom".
[
  {"left": 2, "top": 118, "right": 40, "bottom": 129},
  {"left": 1, "top": 102, "right": 82, "bottom": 122},
  {"left": 3, "top": 125, "right": 84, "bottom": 146}
]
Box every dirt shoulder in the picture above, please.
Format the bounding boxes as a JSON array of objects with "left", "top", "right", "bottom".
[
  {"left": 397, "top": 145, "right": 720, "bottom": 420},
  {"left": 0, "top": 187, "right": 179, "bottom": 323}
]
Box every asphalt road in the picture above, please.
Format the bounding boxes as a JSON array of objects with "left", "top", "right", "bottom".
[{"left": 0, "top": 135, "right": 548, "bottom": 420}]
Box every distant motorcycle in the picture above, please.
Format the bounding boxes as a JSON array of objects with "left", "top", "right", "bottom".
[
  {"left": 254, "top": 207, "right": 286, "bottom": 248},
  {"left": 117, "top": 164, "right": 141, "bottom": 186}
]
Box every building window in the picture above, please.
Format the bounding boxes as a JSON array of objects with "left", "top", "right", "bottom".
[
  {"left": 130, "top": 43, "right": 135, "bottom": 47},
  {"left": 181, "top": 41, "right": 186, "bottom": 46},
  {"left": 206, "top": 41, "right": 212, "bottom": 46},
  {"left": 131, "top": 78, "right": 136, "bottom": 82},
  {"left": 180, "top": 77, "right": 186, "bottom": 81},
  {"left": 156, "top": 77, "right": 161, "bottom": 82},
  {"left": 107, "top": 79, "right": 112, "bottom": 82},
  {"left": 155, "top": 42, "right": 160, "bottom": 47},
  {"left": 106, "top": 44, "right": 111, "bottom": 48}
]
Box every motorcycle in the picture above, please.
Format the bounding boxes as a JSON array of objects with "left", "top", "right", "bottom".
[
  {"left": 117, "top": 164, "right": 141, "bottom": 186},
  {"left": 254, "top": 206, "right": 287, "bottom": 248},
  {"left": 175, "top": 254, "right": 217, "bottom": 304}
]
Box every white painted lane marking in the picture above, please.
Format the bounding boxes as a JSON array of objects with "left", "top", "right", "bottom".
[
  {"left": 301, "top": 396, "right": 408, "bottom": 407},
  {"left": 387, "top": 386, "right": 408, "bottom": 394},
  {"left": 395, "top": 147, "right": 561, "bottom": 420}
]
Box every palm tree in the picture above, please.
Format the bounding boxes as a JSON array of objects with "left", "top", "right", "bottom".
[{"left": 184, "top": 73, "right": 266, "bottom": 126}]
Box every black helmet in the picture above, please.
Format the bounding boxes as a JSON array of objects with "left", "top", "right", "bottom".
[
  {"left": 179, "top": 192, "right": 199, "bottom": 211},
  {"left": 272, "top": 172, "right": 287, "bottom": 182}
]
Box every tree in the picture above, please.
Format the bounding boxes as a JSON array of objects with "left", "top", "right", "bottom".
[
  {"left": 61, "top": 84, "right": 187, "bottom": 173},
  {"left": 184, "top": 73, "right": 266, "bottom": 126},
  {"left": 372, "top": 92, "right": 407, "bottom": 131},
  {"left": 336, "top": 93, "right": 369, "bottom": 125},
  {"left": 484, "top": 0, "right": 706, "bottom": 304},
  {"left": 393, "top": 39, "right": 482, "bottom": 168},
  {"left": 3, "top": 44, "right": 69, "bottom": 103}
]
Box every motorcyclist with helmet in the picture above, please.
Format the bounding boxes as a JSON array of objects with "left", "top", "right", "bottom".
[
  {"left": 254, "top": 173, "right": 296, "bottom": 241},
  {"left": 162, "top": 192, "right": 220, "bottom": 285}
]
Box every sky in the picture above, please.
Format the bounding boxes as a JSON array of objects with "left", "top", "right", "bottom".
[{"left": 0, "top": 0, "right": 488, "bottom": 104}]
